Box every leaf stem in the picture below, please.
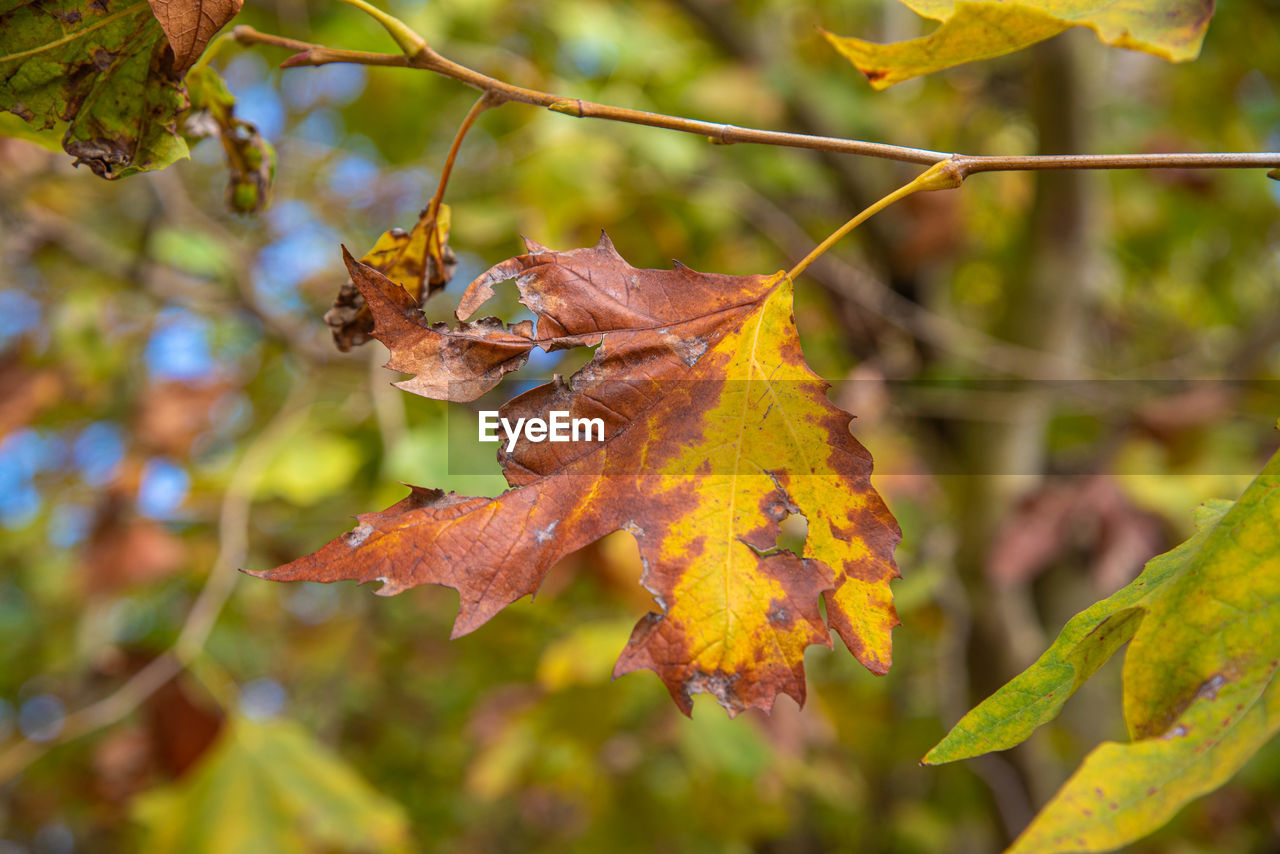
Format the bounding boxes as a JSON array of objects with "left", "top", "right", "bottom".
[
  {"left": 231, "top": 24, "right": 1280, "bottom": 174},
  {"left": 786, "top": 160, "right": 963, "bottom": 282},
  {"left": 423, "top": 90, "right": 504, "bottom": 264}
]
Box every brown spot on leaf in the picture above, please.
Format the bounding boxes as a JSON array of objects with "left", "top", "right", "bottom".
[{"left": 91, "top": 47, "right": 116, "bottom": 71}]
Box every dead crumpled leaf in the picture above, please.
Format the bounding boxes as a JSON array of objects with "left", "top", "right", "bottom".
[{"left": 325, "top": 205, "right": 457, "bottom": 351}]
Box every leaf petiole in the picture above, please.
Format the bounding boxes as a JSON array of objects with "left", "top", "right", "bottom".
[
  {"left": 785, "top": 159, "right": 963, "bottom": 283},
  {"left": 423, "top": 91, "right": 505, "bottom": 270}
]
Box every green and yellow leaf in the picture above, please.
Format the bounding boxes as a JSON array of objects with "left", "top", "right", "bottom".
[
  {"left": 0, "top": 0, "right": 240, "bottom": 176},
  {"left": 926, "top": 448, "right": 1280, "bottom": 853}
]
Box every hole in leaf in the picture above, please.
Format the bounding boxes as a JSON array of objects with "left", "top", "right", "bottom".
[
  {"left": 776, "top": 511, "right": 808, "bottom": 557},
  {"left": 740, "top": 511, "right": 808, "bottom": 558}
]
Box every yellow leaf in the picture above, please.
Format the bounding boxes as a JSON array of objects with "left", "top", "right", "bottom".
[
  {"left": 824, "top": 0, "right": 1214, "bottom": 90},
  {"left": 361, "top": 203, "right": 453, "bottom": 296}
]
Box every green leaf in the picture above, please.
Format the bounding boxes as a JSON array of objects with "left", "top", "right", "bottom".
[
  {"left": 0, "top": 110, "right": 64, "bottom": 151},
  {"left": 925, "top": 448, "right": 1280, "bottom": 853},
  {"left": 0, "top": 0, "right": 190, "bottom": 178},
  {"left": 133, "top": 716, "right": 410, "bottom": 853},
  {"left": 823, "top": 0, "right": 1215, "bottom": 90}
]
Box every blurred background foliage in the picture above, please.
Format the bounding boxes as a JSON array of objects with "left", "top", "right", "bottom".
[{"left": 2, "top": 0, "right": 1280, "bottom": 851}]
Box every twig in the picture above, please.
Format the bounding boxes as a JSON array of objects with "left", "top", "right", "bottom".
[
  {"left": 0, "top": 385, "right": 315, "bottom": 783},
  {"left": 0, "top": 654, "right": 182, "bottom": 783},
  {"left": 174, "top": 388, "right": 315, "bottom": 659},
  {"left": 230, "top": 22, "right": 1280, "bottom": 175},
  {"left": 932, "top": 560, "right": 1036, "bottom": 838},
  {"left": 736, "top": 183, "right": 1105, "bottom": 380}
]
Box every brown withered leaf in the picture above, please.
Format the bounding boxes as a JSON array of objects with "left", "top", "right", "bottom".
[
  {"left": 146, "top": 0, "right": 243, "bottom": 71},
  {"left": 135, "top": 379, "right": 231, "bottom": 456},
  {"left": 255, "top": 236, "right": 900, "bottom": 716},
  {"left": 989, "top": 476, "right": 1164, "bottom": 592},
  {"left": 0, "top": 354, "right": 62, "bottom": 440},
  {"left": 144, "top": 670, "right": 225, "bottom": 778},
  {"left": 325, "top": 205, "right": 457, "bottom": 351},
  {"left": 82, "top": 493, "right": 185, "bottom": 595},
  {"left": 92, "top": 666, "right": 224, "bottom": 804}
]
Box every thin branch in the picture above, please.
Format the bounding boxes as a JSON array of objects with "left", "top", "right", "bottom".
[
  {"left": 227, "top": 25, "right": 941, "bottom": 165},
  {"left": 932, "top": 560, "right": 1036, "bottom": 838},
  {"left": 957, "top": 151, "right": 1280, "bottom": 175},
  {"left": 736, "top": 183, "right": 1106, "bottom": 380},
  {"left": 174, "top": 390, "right": 315, "bottom": 659},
  {"left": 231, "top": 24, "right": 1280, "bottom": 174},
  {"left": 145, "top": 171, "right": 336, "bottom": 364},
  {"left": 0, "top": 386, "right": 314, "bottom": 784},
  {"left": 10, "top": 196, "right": 329, "bottom": 363}
]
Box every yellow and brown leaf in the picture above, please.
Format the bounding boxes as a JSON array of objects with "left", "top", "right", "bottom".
[{"left": 254, "top": 236, "right": 900, "bottom": 715}]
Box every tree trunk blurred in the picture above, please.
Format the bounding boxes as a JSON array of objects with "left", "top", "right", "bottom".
[{"left": 950, "top": 28, "right": 1102, "bottom": 837}]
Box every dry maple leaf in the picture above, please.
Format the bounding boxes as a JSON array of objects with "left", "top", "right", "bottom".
[{"left": 254, "top": 235, "right": 900, "bottom": 715}]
